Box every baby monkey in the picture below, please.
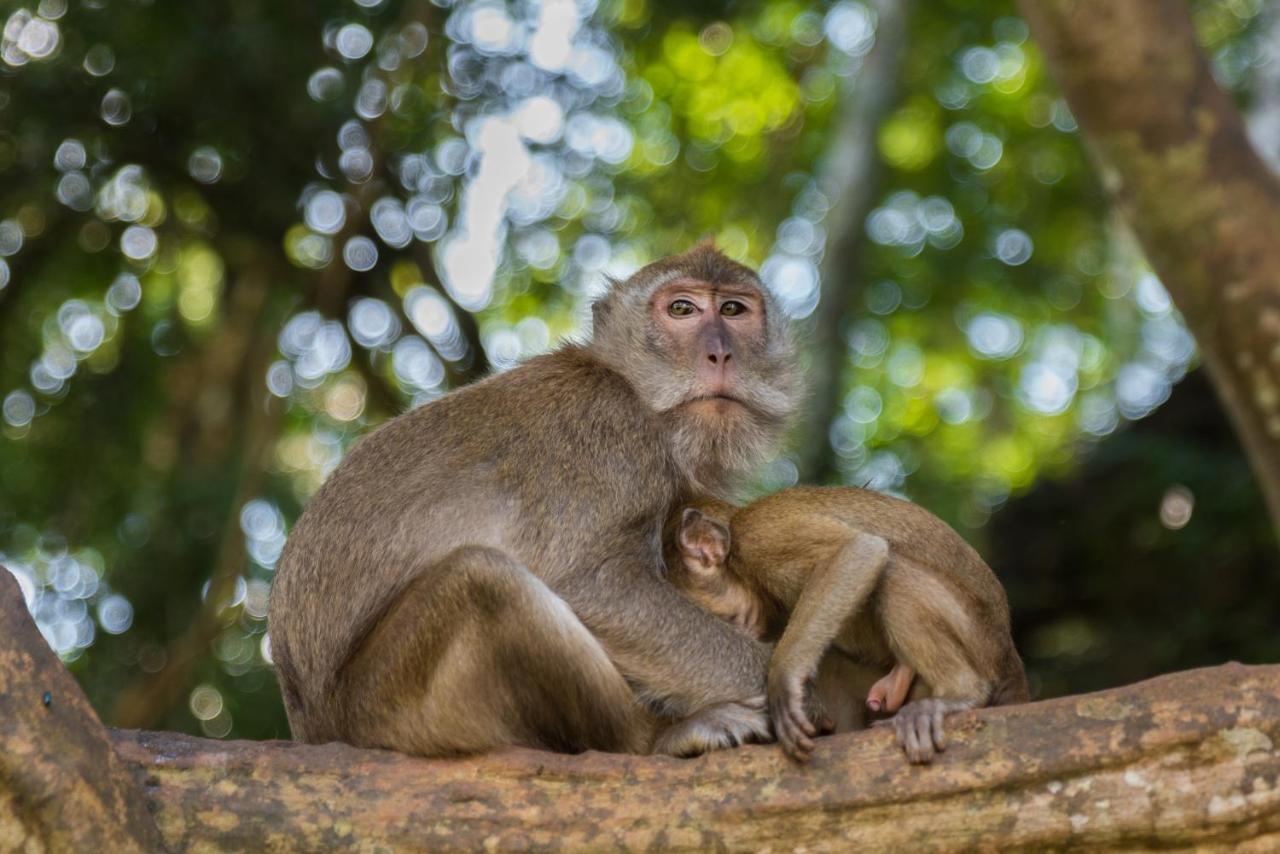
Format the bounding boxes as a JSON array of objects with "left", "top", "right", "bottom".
[{"left": 668, "top": 486, "right": 1029, "bottom": 763}]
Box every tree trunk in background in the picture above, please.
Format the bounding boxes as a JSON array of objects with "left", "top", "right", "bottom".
[
  {"left": 797, "top": 0, "right": 909, "bottom": 484},
  {"left": 1021, "top": 0, "right": 1280, "bottom": 539},
  {"left": 4, "top": 569, "right": 1280, "bottom": 850}
]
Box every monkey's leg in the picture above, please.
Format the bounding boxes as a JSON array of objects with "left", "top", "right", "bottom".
[
  {"left": 768, "top": 532, "right": 890, "bottom": 762},
  {"left": 812, "top": 652, "right": 887, "bottom": 732},
  {"left": 561, "top": 559, "right": 774, "bottom": 753},
  {"left": 339, "top": 545, "right": 649, "bottom": 757},
  {"left": 875, "top": 564, "right": 995, "bottom": 764}
]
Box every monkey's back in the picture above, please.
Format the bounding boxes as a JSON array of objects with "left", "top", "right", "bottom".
[
  {"left": 732, "top": 486, "right": 993, "bottom": 587},
  {"left": 269, "top": 345, "right": 677, "bottom": 739},
  {"left": 730, "top": 486, "right": 1020, "bottom": 690}
]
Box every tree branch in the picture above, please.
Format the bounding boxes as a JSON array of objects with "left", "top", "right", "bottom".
[
  {"left": 105, "top": 663, "right": 1280, "bottom": 850},
  {"left": 5, "top": 562, "right": 1280, "bottom": 849},
  {"left": 0, "top": 570, "right": 163, "bottom": 852},
  {"left": 1021, "top": 0, "right": 1280, "bottom": 537}
]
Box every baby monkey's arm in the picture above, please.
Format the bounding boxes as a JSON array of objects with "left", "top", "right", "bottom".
[{"left": 767, "top": 531, "right": 890, "bottom": 761}]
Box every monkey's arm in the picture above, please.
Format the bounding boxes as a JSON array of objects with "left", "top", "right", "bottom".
[
  {"left": 566, "top": 560, "right": 772, "bottom": 718},
  {"left": 768, "top": 532, "right": 890, "bottom": 761}
]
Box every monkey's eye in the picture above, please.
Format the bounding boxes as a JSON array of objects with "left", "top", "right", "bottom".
[
  {"left": 668, "top": 299, "right": 696, "bottom": 317},
  {"left": 720, "top": 300, "right": 747, "bottom": 317}
]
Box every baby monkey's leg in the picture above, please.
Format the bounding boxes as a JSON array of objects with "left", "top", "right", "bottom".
[
  {"left": 875, "top": 562, "right": 994, "bottom": 764},
  {"left": 866, "top": 663, "right": 915, "bottom": 714}
]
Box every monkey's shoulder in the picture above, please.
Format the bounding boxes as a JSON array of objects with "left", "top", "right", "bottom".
[{"left": 351, "top": 345, "right": 654, "bottom": 445}]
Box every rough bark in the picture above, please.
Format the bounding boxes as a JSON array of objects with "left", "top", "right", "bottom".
[
  {"left": 7, "top": 571, "right": 1280, "bottom": 852},
  {"left": 1021, "top": 0, "right": 1280, "bottom": 536},
  {"left": 0, "top": 571, "right": 164, "bottom": 853},
  {"left": 798, "top": 0, "right": 909, "bottom": 483},
  {"left": 100, "top": 663, "right": 1280, "bottom": 851}
]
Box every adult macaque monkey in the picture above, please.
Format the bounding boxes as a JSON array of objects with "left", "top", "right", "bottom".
[
  {"left": 668, "top": 487, "right": 1030, "bottom": 763},
  {"left": 269, "top": 243, "right": 801, "bottom": 757}
]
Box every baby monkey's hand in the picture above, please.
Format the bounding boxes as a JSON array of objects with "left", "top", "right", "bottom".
[{"left": 768, "top": 669, "right": 834, "bottom": 762}]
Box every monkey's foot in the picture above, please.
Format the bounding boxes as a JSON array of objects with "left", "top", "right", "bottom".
[
  {"left": 874, "top": 698, "right": 975, "bottom": 764},
  {"left": 653, "top": 697, "right": 772, "bottom": 758},
  {"left": 768, "top": 674, "right": 834, "bottom": 763},
  {"left": 866, "top": 663, "right": 916, "bottom": 714}
]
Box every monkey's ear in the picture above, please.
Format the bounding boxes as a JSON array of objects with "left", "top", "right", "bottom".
[
  {"left": 677, "top": 509, "right": 705, "bottom": 557},
  {"left": 678, "top": 508, "right": 730, "bottom": 568},
  {"left": 590, "top": 275, "right": 621, "bottom": 331},
  {"left": 701, "top": 516, "right": 730, "bottom": 563},
  {"left": 591, "top": 298, "right": 610, "bottom": 331}
]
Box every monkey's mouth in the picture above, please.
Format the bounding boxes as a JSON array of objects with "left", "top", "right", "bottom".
[
  {"left": 687, "top": 393, "right": 745, "bottom": 408},
  {"left": 683, "top": 393, "right": 754, "bottom": 418}
]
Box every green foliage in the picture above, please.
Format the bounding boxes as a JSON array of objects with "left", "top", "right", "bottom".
[{"left": 0, "top": 0, "right": 1274, "bottom": 740}]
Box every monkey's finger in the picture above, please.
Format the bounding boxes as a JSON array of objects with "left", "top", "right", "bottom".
[
  {"left": 783, "top": 706, "right": 814, "bottom": 747},
  {"left": 786, "top": 727, "right": 815, "bottom": 761},
  {"left": 898, "top": 719, "right": 923, "bottom": 763},
  {"left": 931, "top": 706, "right": 947, "bottom": 752},
  {"left": 867, "top": 697, "right": 882, "bottom": 713},
  {"left": 780, "top": 709, "right": 814, "bottom": 757},
  {"left": 786, "top": 701, "right": 816, "bottom": 738},
  {"left": 913, "top": 713, "right": 935, "bottom": 764}
]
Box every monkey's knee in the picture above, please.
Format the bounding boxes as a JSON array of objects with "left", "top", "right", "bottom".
[{"left": 437, "top": 550, "right": 648, "bottom": 753}]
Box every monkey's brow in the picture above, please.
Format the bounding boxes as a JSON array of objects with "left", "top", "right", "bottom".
[{"left": 658, "top": 278, "right": 762, "bottom": 299}]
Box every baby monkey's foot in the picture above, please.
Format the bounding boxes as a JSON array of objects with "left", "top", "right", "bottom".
[
  {"left": 875, "top": 697, "right": 976, "bottom": 764},
  {"left": 768, "top": 673, "right": 834, "bottom": 763},
  {"left": 866, "top": 662, "right": 916, "bottom": 714}
]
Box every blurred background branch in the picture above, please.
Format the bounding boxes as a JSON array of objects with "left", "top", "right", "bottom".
[{"left": 796, "top": 0, "right": 909, "bottom": 483}]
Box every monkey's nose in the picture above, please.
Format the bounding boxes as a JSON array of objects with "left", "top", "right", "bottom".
[{"left": 704, "top": 330, "right": 732, "bottom": 365}]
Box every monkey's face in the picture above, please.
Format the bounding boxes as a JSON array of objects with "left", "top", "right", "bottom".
[
  {"left": 590, "top": 244, "right": 802, "bottom": 495},
  {"left": 650, "top": 278, "right": 766, "bottom": 414},
  {"left": 672, "top": 508, "right": 765, "bottom": 639}
]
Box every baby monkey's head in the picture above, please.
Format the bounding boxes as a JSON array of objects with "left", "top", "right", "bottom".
[{"left": 671, "top": 507, "right": 766, "bottom": 639}]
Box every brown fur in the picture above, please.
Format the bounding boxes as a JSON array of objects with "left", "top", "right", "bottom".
[
  {"left": 670, "top": 486, "right": 1029, "bottom": 762},
  {"left": 268, "top": 244, "right": 801, "bottom": 757}
]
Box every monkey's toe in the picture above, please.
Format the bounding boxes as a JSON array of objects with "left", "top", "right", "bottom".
[{"left": 884, "top": 698, "right": 974, "bottom": 764}]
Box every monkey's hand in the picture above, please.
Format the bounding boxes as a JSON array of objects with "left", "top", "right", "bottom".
[
  {"left": 874, "top": 697, "right": 976, "bottom": 764},
  {"left": 652, "top": 697, "right": 772, "bottom": 758},
  {"left": 768, "top": 671, "right": 834, "bottom": 763}
]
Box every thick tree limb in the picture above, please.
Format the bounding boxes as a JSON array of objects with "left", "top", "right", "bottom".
[
  {"left": 5, "top": 567, "right": 1280, "bottom": 851},
  {"left": 1021, "top": 0, "right": 1280, "bottom": 536},
  {"left": 101, "top": 663, "right": 1280, "bottom": 851},
  {"left": 0, "top": 571, "right": 164, "bottom": 852}
]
